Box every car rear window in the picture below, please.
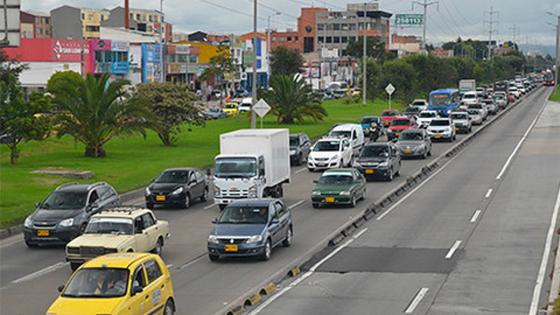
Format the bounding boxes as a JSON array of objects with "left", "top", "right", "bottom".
[{"left": 430, "top": 120, "right": 450, "bottom": 126}]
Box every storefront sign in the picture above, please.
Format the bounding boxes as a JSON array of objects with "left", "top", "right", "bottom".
[{"left": 2, "top": 38, "right": 89, "bottom": 62}]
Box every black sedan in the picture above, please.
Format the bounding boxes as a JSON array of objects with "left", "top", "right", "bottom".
[
  {"left": 353, "top": 143, "right": 401, "bottom": 181},
  {"left": 145, "top": 168, "right": 209, "bottom": 209}
]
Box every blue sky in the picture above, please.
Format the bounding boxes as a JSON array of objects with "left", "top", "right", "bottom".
[{"left": 22, "top": 0, "right": 560, "bottom": 48}]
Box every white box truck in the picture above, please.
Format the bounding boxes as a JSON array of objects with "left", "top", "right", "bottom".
[
  {"left": 459, "top": 79, "right": 476, "bottom": 93},
  {"left": 214, "top": 129, "right": 290, "bottom": 210}
]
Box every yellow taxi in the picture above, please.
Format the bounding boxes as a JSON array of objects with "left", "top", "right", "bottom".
[
  {"left": 47, "top": 253, "right": 175, "bottom": 315},
  {"left": 223, "top": 102, "right": 239, "bottom": 117}
]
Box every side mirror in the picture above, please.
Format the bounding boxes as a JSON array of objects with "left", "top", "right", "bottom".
[
  {"left": 35, "top": 202, "right": 41, "bottom": 208},
  {"left": 270, "top": 219, "right": 280, "bottom": 225},
  {"left": 57, "top": 285, "right": 64, "bottom": 293},
  {"left": 211, "top": 217, "right": 218, "bottom": 224},
  {"left": 131, "top": 286, "right": 143, "bottom": 296},
  {"left": 189, "top": 179, "right": 197, "bottom": 185}
]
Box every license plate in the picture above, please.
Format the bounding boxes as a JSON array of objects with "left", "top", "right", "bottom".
[
  {"left": 365, "top": 169, "right": 374, "bottom": 174},
  {"left": 395, "top": 133, "right": 400, "bottom": 136},
  {"left": 224, "top": 244, "right": 238, "bottom": 252},
  {"left": 325, "top": 197, "right": 335, "bottom": 203},
  {"left": 404, "top": 149, "right": 413, "bottom": 154},
  {"left": 435, "top": 134, "right": 441, "bottom": 139},
  {"left": 156, "top": 195, "right": 166, "bottom": 201},
  {"left": 37, "top": 229, "right": 49, "bottom": 237}
]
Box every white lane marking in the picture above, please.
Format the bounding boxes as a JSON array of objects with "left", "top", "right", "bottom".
[
  {"left": 11, "top": 262, "right": 69, "bottom": 284},
  {"left": 248, "top": 228, "right": 368, "bottom": 314},
  {"left": 496, "top": 96, "right": 548, "bottom": 180},
  {"left": 204, "top": 203, "right": 217, "bottom": 210},
  {"left": 529, "top": 185, "right": 560, "bottom": 315},
  {"left": 177, "top": 255, "right": 206, "bottom": 271},
  {"left": 295, "top": 167, "right": 307, "bottom": 174},
  {"left": 470, "top": 210, "right": 482, "bottom": 223},
  {"left": 404, "top": 287, "right": 429, "bottom": 314},
  {"left": 376, "top": 154, "right": 461, "bottom": 221},
  {"left": 485, "top": 188, "right": 493, "bottom": 198},
  {"left": 445, "top": 240, "right": 462, "bottom": 259},
  {"left": 0, "top": 236, "right": 23, "bottom": 248},
  {"left": 288, "top": 200, "right": 305, "bottom": 210}
]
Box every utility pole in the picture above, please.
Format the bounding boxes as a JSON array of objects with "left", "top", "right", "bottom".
[
  {"left": 362, "top": 2, "right": 367, "bottom": 106},
  {"left": 510, "top": 24, "right": 517, "bottom": 44},
  {"left": 251, "top": 0, "right": 257, "bottom": 129},
  {"left": 546, "top": 13, "right": 559, "bottom": 85},
  {"left": 267, "top": 11, "right": 280, "bottom": 88},
  {"left": 412, "top": 0, "right": 438, "bottom": 51},
  {"left": 159, "top": 0, "right": 165, "bottom": 82},
  {"left": 484, "top": 6, "right": 498, "bottom": 60}
]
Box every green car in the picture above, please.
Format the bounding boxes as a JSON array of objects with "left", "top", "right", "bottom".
[{"left": 311, "top": 168, "right": 367, "bottom": 208}]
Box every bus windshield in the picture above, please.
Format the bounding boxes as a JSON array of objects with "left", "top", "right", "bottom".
[{"left": 429, "top": 93, "right": 451, "bottom": 106}]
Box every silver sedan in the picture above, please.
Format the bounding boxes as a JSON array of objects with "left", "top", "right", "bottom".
[{"left": 395, "top": 129, "right": 432, "bottom": 159}]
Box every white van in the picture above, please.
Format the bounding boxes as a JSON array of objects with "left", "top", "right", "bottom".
[
  {"left": 239, "top": 97, "right": 253, "bottom": 112},
  {"left": 328, "top": 124, "right": 365, "bottom": 157}
]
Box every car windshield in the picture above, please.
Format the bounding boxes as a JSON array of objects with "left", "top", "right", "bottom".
[
  {"left": 84, "top": 217, "right": 134, "bottom": 235},
  {"left": 412, "top": 101, "right": 426, "bottom": 105},
  {"left": 419, "top": 112, "right": 436, "bottom": 118},
  {"left": 313, "top": 141, "right": 340, "bottom": 152},
  {"left": 400, "top": 132, "right": 423, "bottom": 141},
  {"left": 225, "top": 104, "right": 237, "bottom": 109},
  {"left": 155, "top": 170, "right": 188, "bottom": 184},
  {"left": 451, "top": 114, "right": 468, "bottom": 120},
  {"left": 430, "top": 120, "right": 450, "bottom": 126},
  {"left": 467, "top": 110, "right": 479, "bottom": 115},
  {"left": 42, "top": 191, "right": 87, "bottom": 210},
  {"left": 218, "top": 206, "right": 268, "bottom": 224},
  {"left": 318, "top": 173, "right": 354, "bottom": 185},
  {"left": 494, "top": 95, "right": 505, "bottom": 100},
  {"left": 463, "top": 94, "right": 476, "bottom": 99},
  {"left": 330, "top": 130, "right": 352, "bottom": 139},
  {"left": 215, "top": 157, "right": 257, "bottom": 178},
  {"left": 429, "top": 94, "right": 451, "bottom": 106},
  {"left": 360, "top": 146, "right": 389, "bottom": 158},
  {"left": 62, "top": 268, "right": 129, "bottom": 298},
  {"left": 289, "top": 137, "right": 300, "bottom": 147},
  {"left": 382, "top": 111, "right": 398, "bottom": 116},
  {"left": 391, "top": 119, "right": 410, "bottom": 126},
  {"left": 361, "top": 117, "right": 376, "bottom": 124},
  {"left": 468, "top": 105, "right": 483, "bottom": 109}
]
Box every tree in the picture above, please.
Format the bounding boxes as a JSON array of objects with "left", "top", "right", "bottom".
[
  {"left": 130, "top": 82, "right": 205, "bottom": 146},
  {"left": 346, "top": 37, "right": 386, "bottom": 61},
  {"left": 0, "top": 74, "right": 51, "bottom": 164},
  {"left": 262, "top": 75, "right": 327, "bottom": 124},
  {"left": 199, "top": 46, "right": 236, "bottom": 84},
  {"left": 47, "top": 72, "right": 151, "bottom": 158},
  {"left": 379, "top": 59, "right": 417, "bottom": 102},
  {"left": 269, "top": 46, "right": 304, "bottom": 76}
]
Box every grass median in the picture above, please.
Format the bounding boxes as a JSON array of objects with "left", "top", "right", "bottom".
[
  {"left": 0, "top": 98, "right": 404, "bottom": 229},
  {"left": 550, "top": 84, "right": 560, "bottom": 102}
]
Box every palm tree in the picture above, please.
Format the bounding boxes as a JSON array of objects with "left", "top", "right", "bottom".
[
  {"left": 262, "top": 75, "right": 327, "bottom": 124},
  {"left": 49, "top": 73, "right": 151, "bottom": 157}
]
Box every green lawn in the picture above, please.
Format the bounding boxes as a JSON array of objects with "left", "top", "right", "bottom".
[
  {"left": 0, "top": 99, "right": 404, "bottom": 228},
  {"left": 550, "top": 85, "right": 560, "bottom": 102}
]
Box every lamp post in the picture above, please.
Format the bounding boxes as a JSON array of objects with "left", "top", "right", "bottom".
[
  {"left": 251, "top": 0, "right": 257, "bottom": 128},
  {"left": 159, "top": 0, "right": 165, "bottom": 82}
]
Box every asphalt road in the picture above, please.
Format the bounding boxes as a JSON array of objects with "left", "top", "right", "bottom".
[
  {"left": 247, "top": 87, "right": 559, "bottom": 315},
  {"left": 0, "top": 88, "right": 547, "bottom": 315}
]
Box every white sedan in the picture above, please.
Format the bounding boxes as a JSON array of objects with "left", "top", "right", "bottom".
[{"left": 307, "top": 137, "right": 353, "bottom": 171}]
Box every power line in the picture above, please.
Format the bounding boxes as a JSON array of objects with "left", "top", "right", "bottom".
[
  {"left": 412, "top": 0, "right": 439, "bottom": 49},
  {"left": 439, "top": 0, "right": 465, "bottom": 36},
  {"left": 198, "top": 0, "right": 292, "bottom": 28},
  {"left": 484, "top": 6, "right": 498, "bottom": 60}
]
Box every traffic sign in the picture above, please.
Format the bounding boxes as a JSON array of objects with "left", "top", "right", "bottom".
[
  {"left": 395, "top": 14, "right": 424, "bottom": 26},
  {"left": 253, "top": 99, "right": 271, "bottom": 118},
  {"left": 385, "top": 83, "right": 395, "bottom": 96}
]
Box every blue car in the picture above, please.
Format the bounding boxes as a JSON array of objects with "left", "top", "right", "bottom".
[{"left": 207, "top": 199, "right": 293, "bottom": 261}]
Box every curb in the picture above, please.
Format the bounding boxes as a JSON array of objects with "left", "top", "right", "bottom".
[
  {"left": 218, "top": 87, "right": 544, "bottom": 315},
  {"left": 0, "top": 224, "right": 23, "bottom": 240}
]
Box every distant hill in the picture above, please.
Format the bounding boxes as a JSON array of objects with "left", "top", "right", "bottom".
[{"left": 519, "top": 44, "right": 556, "bottom": 57}]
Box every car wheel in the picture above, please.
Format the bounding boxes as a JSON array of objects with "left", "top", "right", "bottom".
[
  {"left": 79, "top": 223, "right": 87, "bottom": 234},
  {"left": 152, "top": 237, "right": 164, "bottom": 256},
  {"left": 200, "top": 188, "right": 209, "bottom": 202},
  {"left": 308, "top": 168, "right": 314, "bottom": 172},
  {"left": 261, "top": 239, "right": 272, "bottom": 261},
  {"left": 146, "top": 202, "right": 154, "bottom": 210},
  {"left": 312, "top": 203, "right": 320, "bottom": 209},
  {"left": 395, "top": 166, "right": 400, "bottom": 177},
  {"left": 163, "top": 299, "right": 175, "bottom": 315},
  {"left": 209, "top": 254, "right": 219, "bottom": 262},
  {"left": 25, "top": 240, "right": 37, "bottom": 248},
  {"left": 70, "top": 262, "right": 81, "bottom": 271},
  {"left": 282, "top": 227, "right": 293, "bottom": 247},
  {"left": 422, "top": 151, "right": 428, "bottom": 159},
  {"left": 387, "top": 168, "right": 394, "bottom": 181},
  {"left": 428, "top": 149, "right": 432, "bottom": 156},
  {"left": 184, "top": 194, "right": 191, "bottom": 209},
  {"left": 350, "top": 195, "right": 357, "bottom": 208},
  {"left": 360, "top": 188, "right": 366, "bottom": 201},
  {"left": 297, "top": 153, "right": 303, "bottom": 166}
]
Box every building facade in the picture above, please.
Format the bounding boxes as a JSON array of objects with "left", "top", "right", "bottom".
[
  {"left": 86, "top": 39, "right": 129, "bottom": 80},
  {"left": 141, "top": 43, "right": 163, "bottom": 83},
  {"left": 20, "top": 11, "right": 52, "bottom": 39},
  {"left": 51, "top": 6, "right": 109, "bottom": 40},
  {"left": 240, "top": 32, "right": 269, "bottom": 91}
]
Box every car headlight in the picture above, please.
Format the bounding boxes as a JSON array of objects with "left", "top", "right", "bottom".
[
  {"left": 312, "top": 190, "right": 321, "bottom": 196},
  {"left": 171, "top": 187, "right": 184, "bottom": 195},
  {"left": 248, "top": 185, "right": 257, "bottom": 198},
  {"left": 330, "top": 155, "right": 339, "bottom": 161},
  {"left": 208, "top": 235, "right": 220, "bottom": 244},
  {"left": 447, "top": 109, "right": 452, "bottom": 114},
  {"left": 24, "top": 216, "right": 33, "bottom": 228},
  {"left": 352, "top": 161, "right": 361, "bottom": 167},
  {"left": 289, "top": 150, "right": 296, "bottom": 155},
  {"left": 339, "top": 191, "right": 351, "bottom": 196},
  {"left": 145, "top": 187, "right": 151, "bottom": 195},
  {"left": 414, "top": 145, "right": 425, "bottom": 152},
  {"left": 378, "top": 161, "right": 389, "bottom": 168},
  {"left": 246, "top": 235, "right": 263, "bottom": 244},
  {"left": 58, "top": 218, "right": 74, "bottom": 227}
]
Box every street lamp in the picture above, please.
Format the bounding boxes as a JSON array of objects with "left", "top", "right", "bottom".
[
  {"left": 362, "top": 1, "right": 378, "bottom": 106},
  {"left": 547, "top": 11, "right": 560, "bottom": 85},
  {"left": 267, "top": 11, "right": 281, "bottom": 87},
  {"left": 159, "top": 0, "right": 165, "bottom": 82}
]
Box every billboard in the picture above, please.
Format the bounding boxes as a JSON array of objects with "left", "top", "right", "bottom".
[
  {"left": 2, "top": 38, "right": 88, "bottom": 62},
  {"left": 395, "top": 14, "right": 424, "bottom": 26},
  {"left": 141, "top": 43, "right": 163, "bottom": 83},
  {"left": 0, "top": 0, "right": 20, "bottom": 47}
]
